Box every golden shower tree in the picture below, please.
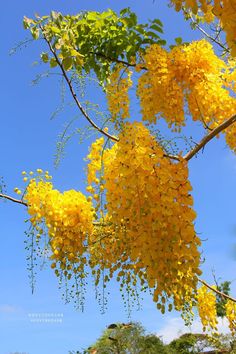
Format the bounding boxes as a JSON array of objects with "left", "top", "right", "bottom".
[{"left": 1, "top": 3, "right": 236, "bottom": 335}]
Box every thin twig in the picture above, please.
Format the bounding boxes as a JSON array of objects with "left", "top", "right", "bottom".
[
  {"left": 198, "top": 278, "right": 236, "bottom": 303},
  {"left": 39, "top": 25, "right": 119, "bottom": 142},
  {"left": 0, "top": 193, "right": 27, "bottom": 206},
  {"left": 184, "top": 114, "right": 236, "bottom": 161},
  {"left": 185, "top": 10, "right": 230, "bottom": 53},
  {"left": 194, "top": 95, "right": 213, "bottom": 131},
  {"left": 194, "top": 23, "right": 228, "bottom": 53}
]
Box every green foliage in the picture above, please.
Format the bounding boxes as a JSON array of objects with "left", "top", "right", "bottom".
[
  {"left": 169, "top": 332, "right": 236, "bottom": 354},
  {"left": 168, "top": 333, "right": 204, "bottom": 354},
  {"left": 81, "top": 322, "right": 170, "bottom": 354},
  {"left": 73, "top": 322, "right": 229, "bottom": 354},
  {"left": 207, "top": 333, "right": 236, "bottom": 353},
  {"left": 216, "top": 281, "right": 231, "bottom": 317},
  {"left": 24, "top": 8, "right": 166, "bottom": 85}
]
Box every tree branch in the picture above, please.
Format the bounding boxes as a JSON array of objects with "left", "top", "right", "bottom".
[
  {"left": 0, "top": 193, "right": 27, "bottom": 207},
  {"left": 163, "top": 153, "right": 180, "bottom": 161},
  {"left": 198, "top": 278, "right": 236, "bottom": 303},
  {"left": 90, "top": 51, "right": 136, "bottom": 68},
  {"left": 184, "top": 114, "right": 236, "bottom": 161},
  {"left": 39, "top": 25, "right": 119, "bottom": 142},
  {"left": 89, "top": 51, "right": 147, "bottom": 70}
]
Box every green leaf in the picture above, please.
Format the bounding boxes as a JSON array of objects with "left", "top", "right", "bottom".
[
  {"left": 129, "top": 12, "right": 137, "bottom": 27},
  {"left": 23, "top": 16, "right": 34, "bottom": 29},
  {"left": 31, "top": 27, "right": 40, "bottom": 40},
  {"left": 146, "top": 31, "right": 160, "bottom": 39},
  {"left": 70, "top": 49, "right": 80, "bottom": 57},
  {"left": 86, "top": 12, "right": 99, "bottom": 21},
  {"left": 62, "top": 57, "right": 73, "bottom": 71},
  {"left": 175, "top": 37, "right": 183, "bottom": 45},
  {"left": 150, "top": 24, "right": 163, "bottom": 33},
  {"left": 41, "top": 52, "right": 49, "bottom": 63},
  {"left": 50, "top": 58, "right": 58, "bottom": 68},
  {"left": 120, "top": 8, "right": 130, "bottom": 16},
  {"left": 55, "top": 41, "right": 63, "bottom": 50},
  {"left": 152, "top": 18, "right": 163, "bottom": 27},
  {"left": 51, "top": 11, "right": 60, "bottom": 20},
  {"left": 50, "top": 26, "right": 61, "bottom": 34},
  {"left": 157, "top": 39, "right": 167, "bottom": 46}
]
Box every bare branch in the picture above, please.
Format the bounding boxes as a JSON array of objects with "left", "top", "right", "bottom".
[
  {"left": 193, "top": 23, "right": 229, "bottom": 53},
  {"left": 39, "top": 25, "right": 119, "bottom": 142},
  {"left": 0, "top": 193, "right": 27, "bottom": 207},
  {"left": 184, "top": 10, "right": 230, "bottom": 54},
  {"left": 184, "top": 114, "right": 236, "bottom": 161},
  {"left": 198, "top": 277, "right": 236, "bottom": 303}
]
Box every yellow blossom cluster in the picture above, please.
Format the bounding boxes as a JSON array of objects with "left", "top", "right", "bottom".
[
  {"left": 23, "top": 170, "right": 94, "bottom": 277},
  {"left": 170, "top": 0, "right": 236, "bottom": 56},
  {"left": 226, "top": 300, "right": 236, "bottom": 334},
  {"left": 106, "top": 64, "right": 132, "bottom": 121},
  {"left": 137, "top": 40, "right": 236, "bottom": 151},
  {"left": 86, "top": 122, "right": 201, "bottom": 313},
  {"left": 137, "top": 44, "right": 184, "bottom": 128},
  {"left": 197, "top": 285, "right": 218, "bottom": 333},
  {"left": 86, "top": 137, "right": 105, "bottom": 187}
]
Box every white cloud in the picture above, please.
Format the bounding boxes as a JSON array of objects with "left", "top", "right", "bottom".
[
  {"left": 156, "top": 316, "right": 230, "bottom": 344},
  {"left": 0, "top": 304, "right": 20, "bottom": 314}
]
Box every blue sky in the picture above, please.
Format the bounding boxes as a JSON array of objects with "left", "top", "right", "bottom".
[{"left": 1, "top": 1, "right": 236, "bottom": 353}]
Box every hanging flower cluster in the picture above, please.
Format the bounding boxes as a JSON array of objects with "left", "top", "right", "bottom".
[
  {"left": 14, "top": 137, "right": 236, "bottom": 325},
  {"left": 22, "top": 170, "right": 94, "bottom": 278},
  {"left": 226, "top": 300, "right": 236, "bottom": 334},
  {"left": 137, "top": 40, "right": 236, "bottom": 151},
  {"left": 137, "top": 44, "right": 184, "bottom": 128},
  {"left": 86, "top": 121, "right": 201, "bottom": 313},
  {"left": 197, "top": 285, "right": 218, "bottom": 333},
  {"left": 170, "top": 0, "right": 236, "bottom": 57},
  {"left": 106, "top": 64, "right": 133, "bottom": 121}
]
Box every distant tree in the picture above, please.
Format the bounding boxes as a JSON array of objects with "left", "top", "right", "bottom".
[
  {"left": 72, "top": 324, "right": 236, "bottom": 354},
  {"left": 168, "top": 333, "right": 211, "bottom": 354},
  {"left": 216, "top": 281, "right": 232, "bottom": 318},
  {"left": 212, "top": 333, "right": 236, "bottom": 354},
  {"left": 76, "top": 322, "right": 170, "bottom": 354}
]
